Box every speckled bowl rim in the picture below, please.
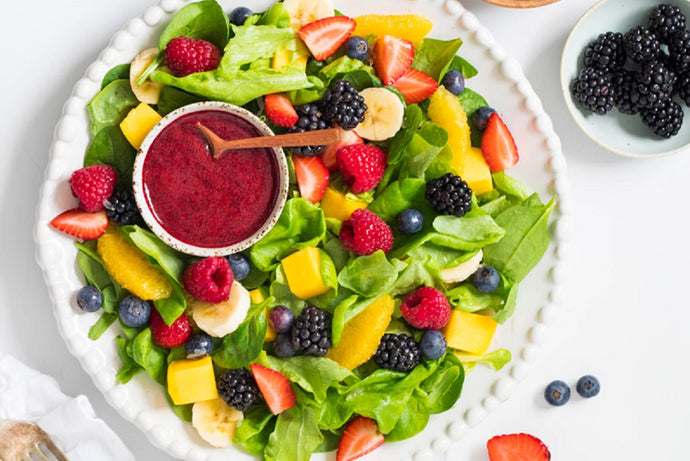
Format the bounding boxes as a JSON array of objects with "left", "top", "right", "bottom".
[{"left": 132, "top": 101, "right": 290, "bottom": 257}]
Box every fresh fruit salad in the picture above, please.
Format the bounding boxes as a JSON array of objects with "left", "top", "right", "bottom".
[{"left": 50, "top": 0, "right": 555, "bottom": 459}]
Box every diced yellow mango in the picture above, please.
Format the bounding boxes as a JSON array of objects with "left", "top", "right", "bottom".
[
  {"left": 442, "top": 310, "right": 497, "bottom": 354},
  {"left": 320, "top": 187, "right": 368, "bottom": 222},
  {"left": 249, "top": 288, "right": 265, "bottom": 304},
  {"left": 120, "top": 102, "right": 162, "bottom": 149},
  {"left": 251, "top": 288, "right": 278, "bottom": 342},
  {"left": 167, "top": 355, "right": 218, "bottom": 405},
  {"left": 281, "top": 247, "right": 330, "bottom": 299},
  {"left": 456, "top": 147, "right": 493, "bottom": 196},
  {"left": 271, "top": 49, "right": 292, "bottom": 71}
]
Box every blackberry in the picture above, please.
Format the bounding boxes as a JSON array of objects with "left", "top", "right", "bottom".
[
  {"left": 571, "top": 67, "right": 615, "bottom": 115},
  {"left": 640, "top": 98, "right": 684, "bottom": 138},
  {"left": 287, "top": 104, "right": 328, "bottom": 156},
  {"left": 583, "top": 32, "right": 626, "bottom": 72},
  {"left": 104, "top": 189, "right": 146, "bottom": 227},
  {"left": 425, "top": 173, "right": 473, "bottom": 217},
  {"left": 623, "top": 26, "right": 660, "bottom": 64},
  {"left": 668, "top": 29, "right": 690, "bottom": 74},
  {"left": 649, "top": 4, "right": 686, "bottom": 44},
  {"left": 320, "top": 80, "right": 367, "bottom": 130},
  {"left": 630, "top": 60, "right": 676, "bottom": 109},
  {"left": 217, "top": 368, "right": 259, "bottom": 411},
  {"left": 373, "top": 334, "right": 421, "bottom": 372},
  {"left": 611, "top": 68, "right": 640, "bottom": 115},
  {"left": 676, "top": 73, "right": 690, "bottom": 105},
  {"left": 290, "top": 305, "right": 332, "bottom": 356}
]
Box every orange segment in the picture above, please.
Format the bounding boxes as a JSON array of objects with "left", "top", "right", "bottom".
[
  {"left": 428, "top": 87, "right": 472, "bottom": 172},
  {"left": 353, "top": 14, "right": 434, "bottom": 44},
  {"left": 326, "top": 295, "right": 394, "bottom": 370}
]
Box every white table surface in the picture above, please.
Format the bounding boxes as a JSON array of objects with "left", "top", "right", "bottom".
[{"left": 2, "top": 0, "right": 689, "bottom": 460}]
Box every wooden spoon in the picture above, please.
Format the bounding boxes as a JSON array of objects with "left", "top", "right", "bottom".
[
  {"left": 194, "top": 123, "right": 341, "bottom": 159},
  {"left": 480, "top": 0, "right": 560, "bottom": 8}
]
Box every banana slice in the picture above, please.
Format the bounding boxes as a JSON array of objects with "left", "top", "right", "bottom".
[
  {"left": 355, "top": 87, "right": 405, "bottom": 141},
  {"left": 130, "top": 48, "right": 165, "bottom": 104},
  {"left": 440, "top": 250, "right": 483, "bottom": 284},
  {"left": 283, "top": 0, "right": 334, "bottom": 31},
  {"left": 192, "top": 397, "right": 244, "bottom": 448},
  {"left": 190, "top": 281, "right": 251, "bottom": 338}
]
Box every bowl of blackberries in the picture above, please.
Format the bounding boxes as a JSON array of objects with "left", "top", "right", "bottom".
[{"left": 562, "top": 0, "right": 690, "bottom": 157}]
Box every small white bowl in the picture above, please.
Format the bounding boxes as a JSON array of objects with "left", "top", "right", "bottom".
[
  {"left": 132, "top": 101, "right": 289, "bottom": 257},
  {"left": 561, "top": 0, "right": 690, "bottom": 158}
]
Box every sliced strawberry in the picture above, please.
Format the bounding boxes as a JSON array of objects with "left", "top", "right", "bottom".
[
  {"left": 392, "top": 68, "right": 439, "bottom": 104},
  {"left": 336, "top": 416, "right": 384, "bottom": 461},
  {"left": 480, "top": 112, "right": 519, "bottom": 172},
  {"left": 50, "top": 209, "right": 109, "bottom": 240},
  {"left": 298, "top": 16, "right": 356, "bottom": 61},
  {"left": 264, "top": 93, "right": 298, "bottom": 128},
  {"left": 249, "top": 364, "right": 296, "bottom": 415},
  {"left": 487, "top": 433, "right": 551, "bottom": 461},
  {"left": 292, "top": 155, "right": 330, "bottom": 203},
  {"left": 320, "top": 127, "right": 363, "bottom": 171},
  {"left": 372, "top": 35, "right": 414, "bottom": 85}
]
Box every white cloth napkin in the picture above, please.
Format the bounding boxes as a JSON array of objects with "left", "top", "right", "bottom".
[{"left": 0, "top": 354, "right": 134, "bottom": 461}]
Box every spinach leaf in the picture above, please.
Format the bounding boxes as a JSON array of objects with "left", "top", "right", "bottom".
[
  {"left": 337, "top": 251, "right": 403, "bottom": 297},
  {"left": 101, "top": 64, "right": 130, "bottom": 89},
  {"left": 84, "top": 126, "right": 136, "bottom": 188},
  {"left": 86, "top": 79, "right": 138, "bottom": 137},
  {"left": 446, "top": 55, "right": 478, "bottom": 79},
  {"left": 234, "top": 404, "right": 276, "bottom": 456},
  {"left": 156, "top": 86, "right": 204, "bottom": 115},
  {"left": 398, "top": 123, "right": 449, "bottom": 180},
  {"left": 264, "top": 405, "right": 323, "bottom": 461},
  {"left": 212, "top": 300, "right": 268, "bottom": 369},
  {"left": 88, "top": 312, "right": 118, "bottom": 341},
  {"left": 131, "top": 328, "right": 168, "bottom": 385},
  {"left": 384, "top": 388, "right": 429, "bottom": 442},
  {"left": 158, "top": 0, "right": 229, "bottom": 50},
  {"left": 412, "top": 38, "right": 463, "bottom": 81},
  {"left": 387, "top": 104, "right": 424, "bottom": 166},
  {"left": 458, "top": 88, "right": 490, "bottom": 148},
  {"left": 165, "top": 393, "right": 192, "bottom": 422},
  {"left": 432, "top": 213, "right": 505, "bottom": 249},
  {"left": 115, "top": 335, "right": 142, "bottom": 383},
  {"left": 492, "top": 171, "right": 532, "bottom": 202},
  {"left": 317, "top": 387, "right": 354, "bottom": 431},
  {"left": 369, "top": 178, "right": 434, "bottom": 223}
]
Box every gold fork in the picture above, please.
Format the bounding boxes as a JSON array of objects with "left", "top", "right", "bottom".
[{"left": 0, "top": 418, "right": 69, "bottom": 461}]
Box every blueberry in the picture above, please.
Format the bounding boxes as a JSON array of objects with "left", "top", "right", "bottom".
[
  {"left": 544, "top": 380, "right": 571, "bottom": 406},
  {"left": 268, "top": 305, "right": 294, "bottom": 333},
  {"left": 185, "top": 333, "right": 213, "bottom": 359},
  {"left": 227, "top": 253, "right": 250, "bottom": 281},
  {"left": 576, "top": 375, "right": 600, "bottom": 398},
  {"left": 441, "top": 70, "right": 465, "bottom": 95},
  {"left": 229, "top": 6, "right": 253, "bottom": 26},
  {"left": 397, "top": 208, "right": 424, "bottom": 234},
  {"left": 472, "top": 266, "right": 500, "bottom": 293},
  {"left": 118, "top": 295, "right": 151, "bottom": 328},
  {"left": 345, "top": 36, "right": 370, "bottom": 61},
  {"left": 472, "top": 106, "right": 496, "bottom": 132},
  {"left": 77, "top": 286, "right": 103, "bottom": 312},
  {"left": 272, "top": 333, "right": 296, "bottom": 358},
  {"left": 419, "top": 330, "right": 447, "bottom": 360}
]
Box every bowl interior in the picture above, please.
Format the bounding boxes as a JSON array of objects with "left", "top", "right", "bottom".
[{"left": 561, "top": 0, "right": 690, "bottom": 158}]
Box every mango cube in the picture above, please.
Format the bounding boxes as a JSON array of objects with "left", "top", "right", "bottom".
[
  {"left": 281, "top": 247, "right": 330, "bottom": 299},
  {"left": 320, "top": 187, "right": 368, "bottom": 222},
  {"left": 456, "top": 147, "right": 493, "bottom": 196},
  {"left": 120, "top": 102, "right": 162, "bottom": 149},
  {"left": 442, "top": 310, "right": 497, "bottom": 354},
  {"left": 167, "top": 355, "right": 218, "bottom": 405},
  {"left": 271, "top": 49, "right": 308, "bottom": 72},
  {"left": 251, "top": 288, "right": 278, "bottom": 342}
]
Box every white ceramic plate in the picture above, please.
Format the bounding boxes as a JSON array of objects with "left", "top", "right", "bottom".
[
  {"left": 561, "top": 0, "right": 690, "bottom": 158},
  {"left": 34, "top": 1, "right": 568, "bottom": 459}
]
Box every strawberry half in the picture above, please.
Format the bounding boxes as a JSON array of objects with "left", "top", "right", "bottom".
[
  {"left": 249, "top": 364, "right": 296, "bottom": 415},
  {"left": 264, "top": 93, "right": 298, "bottom": 128},
  {"left": 320, "top": 127, "right": 363, "bottom": 171},
  {"left": 480, "top": 112, "right": 519, "bottom": 172},
  {"left": 336, "top": 416, "right": 384, "bottom": 461},
  {"left": 487, "top": 433, "right": 551, "bottom": 461},
  {"left": 49, "top": 209, "right": 109, "bottom": 240},
  {"left": 298, "top": 16, "right": 356, "bottom": 61},
  {"left": 293, "top": 155, "right": 330, "bottom": 203},
  {"left": 392, "top": 68, "right": 439, "bottom": 104},
  {"left": 373, "top": 35, "right": 414, "bottom": 85}
]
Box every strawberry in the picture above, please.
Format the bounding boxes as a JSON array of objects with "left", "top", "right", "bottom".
[
  {"left": 298, "top": 16, "right": 356, "bottom": 61},
  {"left": 487, "top": 433, "right": 551, "bottom": 461},
  {"left": 69, "top": 164, "right": 117, "bottom": 212},
  {"left": 320, "top": 127, "right": 363, "bottom": 170},
  {"left": 481, "top": 113, "right": 519, "bottom": 172},
  {"left": 336, "top": 416, "right": 384, "bottom": 461},
  {"left": 264, "top": 93, "right": 298, "bottom": 128},
  {"left": 372, "top": 35, "right": 414, "bottom": 85},
  {"left": 392, "top": 68, "right": 439, "bottom": 104},
  {"left": 292, "top": 155, "right": 330, "bottom": 203},
  {"left": 249, "top": 364, "right": 296, "bottom": 415},
  {"left": 50, "top": 209, "right": 109, "bottom": 240}
]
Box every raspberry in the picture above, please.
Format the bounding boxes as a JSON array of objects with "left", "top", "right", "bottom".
[
  {"left": 400, "top": 286, "right": 451, "bottom": 330},
  {"left": 183, "top": 257, "right": 234, "bottom": 304},
  {"left": 339, "top": 209, "right": 393, "bottom": 256},
  {"left": 164, "top": 36, "right": 222, "bottom": 77},
  {"left": 69, "top": 165, "right": 117, "bottom": 212},
  {"left": 336, "top": 144, "right": 387, "bottom": 193},
  {"left": 149, "top": 308, "right": 192, "bottom": 348}
]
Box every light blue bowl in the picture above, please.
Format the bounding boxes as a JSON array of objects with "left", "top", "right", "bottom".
[{"left": 561, "top": 0, "right": 690, "bottom": 158}]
